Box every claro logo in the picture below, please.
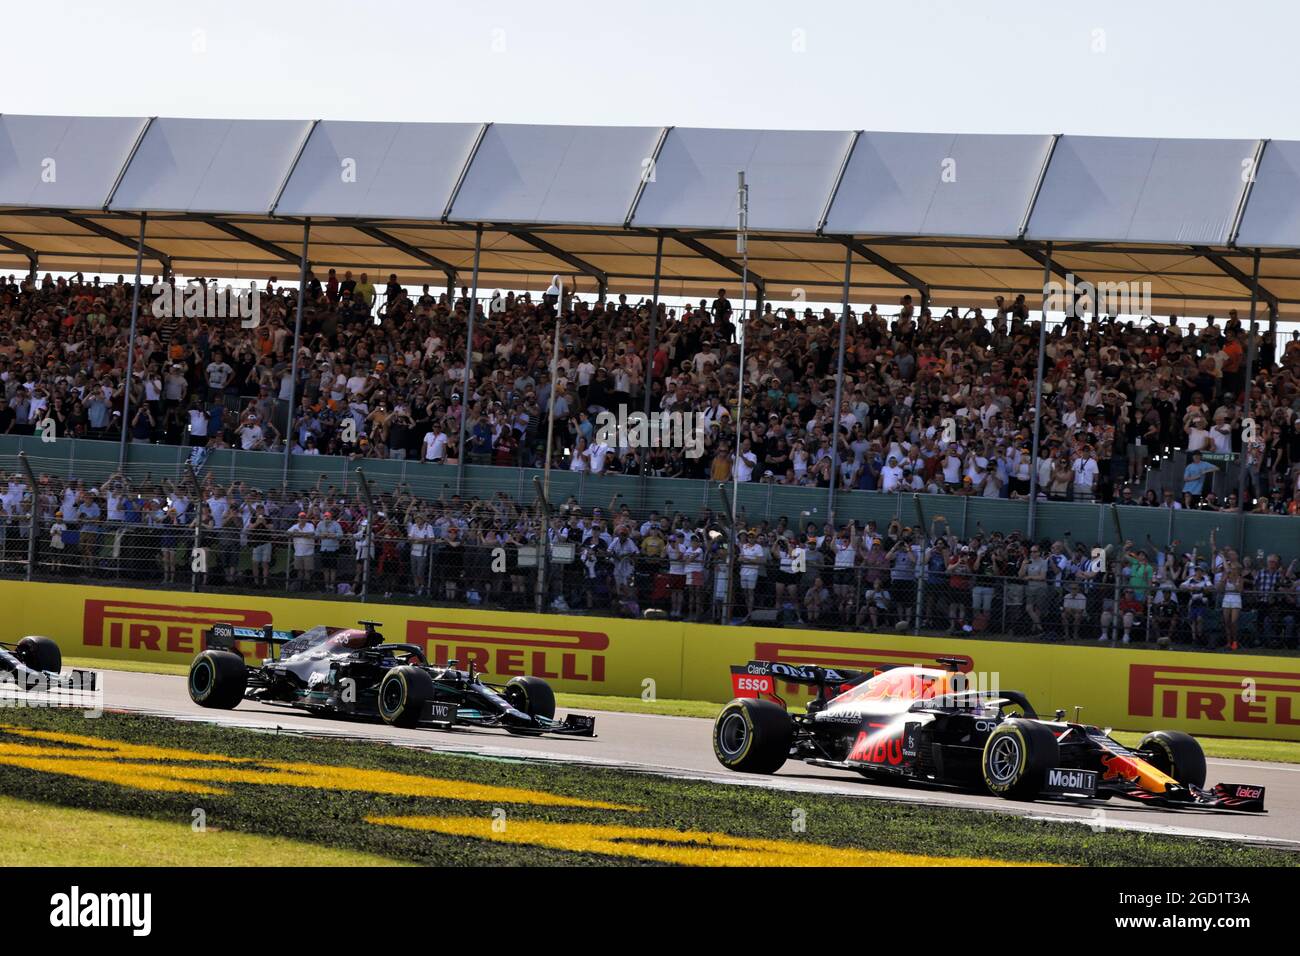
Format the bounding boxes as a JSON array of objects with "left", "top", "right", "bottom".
[
  {"left": 82, "top": 601, "right": 272, "bottom": 659},
  {"left": 753, "top": 640, "right": 973, "bottom": 695},
  {"left": 1129, "top": 663, "right": 1300, "bottom": 726},
  {"left": 406, "top": 620, "right": 609, "bottom": 682}
]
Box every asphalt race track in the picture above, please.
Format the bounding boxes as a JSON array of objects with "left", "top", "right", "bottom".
[{"left": 93, "top": 669, "right": 1300, "bottom": 849}]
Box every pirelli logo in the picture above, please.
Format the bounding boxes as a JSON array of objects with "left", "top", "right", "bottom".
[
  {"left": 406, "top": 620, "right": 609, "bottom": 682},
  {"left": 1129, "top": 663, "right": 1300, "bottom": 727},
  {"left": 83, "top": 601, "right": 272, "bottom": 659},
  {"left": 753, "top": 640, "right": 973, "bottom": 695}
]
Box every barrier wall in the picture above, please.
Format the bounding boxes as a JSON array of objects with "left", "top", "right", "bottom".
[{"left": 5, "top": 580, "right": 1300, "bottom": 741}]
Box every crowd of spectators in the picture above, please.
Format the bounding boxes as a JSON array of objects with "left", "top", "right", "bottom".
[
  {"left": 3, "top": 270, "right": 1300, "bottom": 516},
  {"left": 4, "top": 466, "right": 1299, "bottom": 652}
]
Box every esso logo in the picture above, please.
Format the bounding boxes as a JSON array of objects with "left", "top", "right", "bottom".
[{"left": 736, "top": 677, "right": 773, "bottom": 692}]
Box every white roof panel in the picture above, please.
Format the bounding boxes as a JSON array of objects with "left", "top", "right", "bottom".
[
  {"left": 824, "top": 132, "right": 1052, "bottom": 239},
  {"left": 631, "top": 127, "right": 855, "bottom": 233},
  {"left": 109, "top": 118, "right": 314, "bottom": 214},
  {"left": 449, "top": 124, "right": 661, "bottom": 226},
  {"left": 274, "top": 120, "right": 482, "bottom": 219},
  {"left": 0, "top": 114, "right": 148, "bottom": 209},
  {"left": 1026, "top": 135, "right": 1257, "bottom": 245}
]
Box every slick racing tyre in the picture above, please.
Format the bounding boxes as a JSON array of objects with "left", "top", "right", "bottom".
[
  {"left": 1137, "top": 730, "right": 1206, "bottom": 788},
  {"left": 504, "top": 676, "right": 556, "bottom": 719},
  {"left": 378, "top": 666, "right": 435, "bottom": 728},
  {"left": 713, "top": 698, "right": 794, "bottom": 774},
  {"left": 981, "top": 719, "right": 1059, "bottom": 800},
  {"left": 14, "top": 636, "right": 61, "bottom": 673},
  {"left": 188, "top": 650, "right": 248, "bottom": 709},
  {"left": 503, "top": 676, "right": 557, "bottom": 735}
]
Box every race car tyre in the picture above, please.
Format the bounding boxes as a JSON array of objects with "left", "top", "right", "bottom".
[
  {"left": 188, "top": 650, "right": 247, "bottom": 709},
  {"left": 503, "top": 676, "right": 557, "bottom": 735},
  {"left": 378, "top": 665, "right": 434, "bottom": 728},
  {"left": 1137, "top": 730, "right": 1206, "bottom": 788},
  {"left": 504, "top": 676, "right": 556, "bottom": 719},
  {"left": 15, "top": 636, "right": 61, "bottom": 673},
  {"left": 713, "top": 698, "right": 794, "bottom": 774},
  {"left": 981, "top": 719, "right": 1059, "bottom": 800}
]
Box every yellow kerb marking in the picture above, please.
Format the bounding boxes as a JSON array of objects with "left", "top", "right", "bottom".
[
  {"left": 367, "top": 816, "right": 1043, "bottom": 867},
  {"left": 0, "top": 726, "right": 639, "bottom": 809}
]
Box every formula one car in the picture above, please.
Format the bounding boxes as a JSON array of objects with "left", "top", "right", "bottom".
[
  {"left": 713, "top": 658, "right": 1264, "bottom": 811},
  {"left": 187, "top": 621, "right": 595, "bottom": 737},
  {"left": 0, "top": 636, "right": 98, "bottom": 693}
]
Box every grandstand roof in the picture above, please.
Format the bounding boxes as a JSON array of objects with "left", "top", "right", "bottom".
[{"left": 1, "top": 114, "right": 1299, "bottom": 316}]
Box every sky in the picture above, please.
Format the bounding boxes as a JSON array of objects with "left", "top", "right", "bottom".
[{"left": 4, "top": 0, "right": 1296, "bottom": 139}]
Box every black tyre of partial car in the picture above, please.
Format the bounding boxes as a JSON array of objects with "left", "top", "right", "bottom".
[
  {"left": 713, "top": 698, "right": 794, "bottom": 774},
  {"left": 503, "top": 676, "right": 557, "bottom": 735},
  {"left": 188, "top": 650, "right": 247, "bottom": 709},
  {"left": 504, "top": 676, "right": 556, "bottom": 719},
  {"left": 1138, "top": 730, "right": 1206, "bottom": 788},
  {"left": 378, "top": 666, "right": 434, "bottom": 728},
  {"left": 981, "top": 719, "right": 1059, "bottom": 800},
  {"left": 15, "top": 636, "right": 61, "bottom": 673}
]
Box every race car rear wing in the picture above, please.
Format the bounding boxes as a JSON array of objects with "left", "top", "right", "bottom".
[
  {"left": 731, "top": 660, "right": 869, "bottom": 705},
  {"left": 205, "top": 623, "right": 297, "bottom": 659}
]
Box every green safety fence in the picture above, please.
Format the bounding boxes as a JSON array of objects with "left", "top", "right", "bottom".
[{"left": 0, "top": 435, "right": 1290, "bottom": 559}]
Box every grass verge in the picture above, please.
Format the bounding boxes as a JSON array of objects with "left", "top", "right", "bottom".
[
  {"left": 0, "top": 793, "right": 405, "bottom": 866},
  {"left": 0, "top": 708, "right": 1293, "bottom": 866}
]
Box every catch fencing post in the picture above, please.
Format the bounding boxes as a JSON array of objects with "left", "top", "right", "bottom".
[
  {"left": 356, "top": 467, "right": 375, "bottom": 602},
  {"left": 18, "top": 452, "right": 37, "bottom": 582}
]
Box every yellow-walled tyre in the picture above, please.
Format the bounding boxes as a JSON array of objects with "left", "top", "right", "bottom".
[
  {"left": 378, "top": 665, "right": 434, "bottom": 728},
  {"left": 713, "top": 698, "right": 793, "bottom": 774},
  {"left": 1138, "top": 730, "right": 1206, "bottom": 787},
  {"left": 188, "top": 650, "right": 247, "bottom": 709},
  {"left": 982, "top": 719, "right": 1058, "bottom": 800}
]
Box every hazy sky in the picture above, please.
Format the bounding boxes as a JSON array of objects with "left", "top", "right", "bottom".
[{"left": 4, "top": 0, "right": 1295, "bottom": 139}]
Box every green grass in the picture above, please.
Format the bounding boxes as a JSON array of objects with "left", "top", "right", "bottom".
[
  {"left": 67, "top": 657, "right": 1300, "bottom": 763},
  {"left": 1111, "top": 731, "right": 1300, "bottom": 766},
  {"left": 0, "top": 709, "right": 1293, "bottom": 867},
  {"left": 0, "top": 793, "right": 406, "bottom": 866}
]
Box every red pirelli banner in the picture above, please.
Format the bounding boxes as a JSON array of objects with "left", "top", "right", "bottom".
[{"left": 2, "top": 580, "right": 1298, "bottom": 740}]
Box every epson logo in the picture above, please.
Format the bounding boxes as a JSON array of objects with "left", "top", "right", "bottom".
[
  {"left": 49, "top": 886, "right": 151, "bottom": 936},
  {"left": 1047, "top": 769, "right": 1096, "bottom": 791}
]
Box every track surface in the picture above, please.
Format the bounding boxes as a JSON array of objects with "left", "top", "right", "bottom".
[{"left": 92, "top": 669, "right": 1300, "bottom": 848}]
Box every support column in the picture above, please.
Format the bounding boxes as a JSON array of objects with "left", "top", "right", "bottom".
[
  {"left": 1236, "top": 249, "right": 1261, "bottom": 519},
  {"left": 456, "top": 226, "right": 483, "bottom": 495},
  {"left": 826, "top": 244, "right": 852, "bottom": 523},
  {"left": 1026, "top": 241, "right": 1053, "bottom": 540},
  {"left": 281, "top": 219, "right": 311, "bottom": 486},
  {"left": 117, "top": 213, "right": 148, "bottom": 471}
]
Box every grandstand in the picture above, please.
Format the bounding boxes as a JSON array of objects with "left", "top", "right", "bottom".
[{"left": 1, "top": 116, "right": 1299, "bottom": 652}]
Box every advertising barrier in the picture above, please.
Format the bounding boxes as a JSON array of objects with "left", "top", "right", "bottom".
[{"left": 3, "top": 580, "right": 1299, "bottom": 740}]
